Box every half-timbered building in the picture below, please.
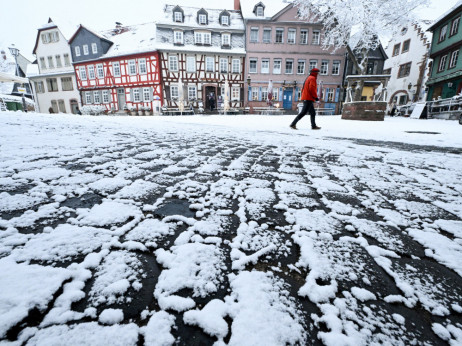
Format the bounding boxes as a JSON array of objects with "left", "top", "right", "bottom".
[
  {"left": 156, "top": 4, "right": 246, "bottom": 111},
  {"left": 69, "top": 23, "right": 163, "bottom": 114}
]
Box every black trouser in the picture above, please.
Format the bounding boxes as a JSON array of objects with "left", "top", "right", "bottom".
[{"left": 291, "top": 100, "right": 317, "bottom": 128}]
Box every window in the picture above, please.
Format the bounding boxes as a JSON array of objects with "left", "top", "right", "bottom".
[
  {"left": 47, "top": 56, "right": 54, "bottom": 68},
  {"left": 263, "top": 29, "right": 271, "bottom": 43},
  {"left": 231, "top": 87, "right": 239, "bottom": 101},
  {"left": 103, "top": 90, "right": 110, "bottom": 103},
  {"left": 113, "top": 62, "right": 121, "bottom": 77},
  {"left": 88, "top": 65, "right": 95, "bottom": 79},
  {"left": 46, "top": 78, "right": 58, "bottom": 92},
  {"left": 188, "top": 86, "right": 197, "bottom": 100},
  {"left": 139, "top": 59, "right": 147, "bottom": 74},
  {"left": 195, "top": 32, "right": 211, "bottom": 45},
  {"left": 174, "top": 31, "right": 183, "bottom": 44},
  {"left": 366, "top": 62, "right": 375, "bottom": 74},
  {"left": 220, "top": 58, "right": 228, "bottom": 73},
  {"left": 320, "top": 60, "right": 329, "bottom": 75},
  {"left": 222, "top": 33, "right": 231, "bottom": 46},
  {"left": 260, "top": 59, "right": 269, "bottom": 74},
  {"left": 171, "top": 85, "right": 179, "bottom": 99},
  {"left": 393, "top": 43, "right": 400, "bottom": 56},
  {"left": 133, "top": 88, "right": 140, "bottom": 102},
  {"left": 402, "top": 39, "right": 410, "bottom": 53},
  {"left": 47, "top": 33, "right": 53, "bottom": 43},
  {"left": 83, "top": 45, "right": 89, "bottom": 55},
  {"left": 40, "top": 57, "right": 46, "bottom": 69},
  {"left": 79, "top": 66, "right": 87, "bottom": 80},
  {"left": 174, "top": 11, "right": 182, "bottom": 22},
  {"left": 199, "top": 14, "right": 207, "bottom": 24},
  {"left": 51, "top": 100, "right": 58, "bottom": 113},
  {"left": 273, "top": 59, "right": 281, "bottom": 74},
  {"left": 327, "top": 89, "right": 335, "bottom": 102},
  {"left": 143, "top": 87, "right": 151, "bottom": 102},
  {"left": 53, "top": 32, "right": 59, "bottom": 42},
  {"left": 398, "top": 62, "right": 411, "bottom": 77},
  {"left": 41, "top": 33, "right": 49, "bottom": 44},
  {"left": 438, "top": 55, "right": 447, "bottom": 72},
  {"left": 55, "top": 55, "right": 62, "bottom": 68},
  {"left": 256, "top": 6, "right": 264, "bottom": 16},
  {"left": 300, "top": 29, "right": 308, "bottom": 44},
  {"left": 249, "top": 58, "right": 257, "bottom": 73},
  {"left": 275, "top": 28, "right": 283, "bottom": 43},
  {"left": 261, "top": 87, "right": 268, "bottom": 101},
  {"left": 449, "top": 49, "right": 459, "bottom": 68},
  {"left": 312, "top": 30, "right": 320, "bottom": 44},
  {"left": 85, "top": 92, "right": 92, "bottom": 104},
  {"left": 128, "top": 60, "right": 136, "bottom": 75},
  {"left": 221, "top": 15, "right": 229, "bottom": 25},
  {"left": 168, "top": 56, "right": 178, "bottom": 71},
  {"left": 251, "top": 87, "right": 258, "bottom": 100},
  {"left": 399, "top": 94, "right": 408, "bottom": 105},
  {"left": 61, "top": 77, "right": 73, "bottom": 91},
  {"left": 288, "top": 29, "right": 296, "bottom": 44},
  {"left": 309, "top": 60, "right": 317, "bottom": 71},
  {"left": 250, "top": 28, "right": 259, "bottom": 42},
  {"left": 75, "top": 46, "right": 81, "bottom": 57},
  {"left": 273, "top": 88, "right": 279, "bottom": 102},
  {"left": 186, "top": 56, "right": 196, "bottom": 72},
  {"left": 63, "top": 54, "right": 70, "bottom": 66},
  {"left": 332, "top": 60, "right": 340, "bottom": 75},
  {"left": 93, "top": 91, "right": 101, "bottom": 104},
  {"left": 297, "top": 60, "right": 306, "bottom": 74},
  {"left": 232, "top": 59, "right": 240, "bottom": 73},
  {"left": 285, "top": 59, "right": 294, "bottom": 74},
  {"left": 96, "top": 64, "right": 104, "bottom": 78},
  {"left": 92, "top": 43, "right": 98, "bottom": 54},
  {"left": 451, "top": 17, "right": 460, "bottom": 36},
  {"left": 58, "top": 99, "right": 66, "bottom": 113},
  {"left": 439, "top": 25, "right": 448, "bottom": 42},
  {"left": 383, "top": 68, "right": 392, "bottom": 75},
  {"left": 35, "top": 81, "right": 44, "bottom": 93},
  {"left": 206, "top": 57, "right": 214, "bottom": 72}
]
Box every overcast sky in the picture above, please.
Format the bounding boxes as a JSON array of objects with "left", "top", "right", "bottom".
[{"left": 0, "top": 0, "right": 459, "bottom": 61}]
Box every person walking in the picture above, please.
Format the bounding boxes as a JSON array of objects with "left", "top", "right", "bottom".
[{"left": 290, "top": 68, "right": 321, "bottom": 130}]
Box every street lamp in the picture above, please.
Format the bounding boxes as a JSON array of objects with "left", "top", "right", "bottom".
[
  {"left": 8, "top": 46, "right": 27, "bottom": 112},
  {"left": 246, "top": 75, "right": 251, "bottom": 106},
  {"left": 407, "top": 82, "right": 412, "bottom": 90}
]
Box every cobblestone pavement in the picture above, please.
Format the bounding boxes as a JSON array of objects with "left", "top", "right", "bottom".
[{"left": 0, "top": 115, "right": 461, "bottom": 345}]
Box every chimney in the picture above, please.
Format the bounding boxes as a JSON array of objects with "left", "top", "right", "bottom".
[{"left": 234, "top": 0, "right": 240, "bottom": 11}]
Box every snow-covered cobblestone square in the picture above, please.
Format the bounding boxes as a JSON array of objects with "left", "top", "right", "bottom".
[{"left": 0, "top": 112, "right": 461, "bottom": 345}]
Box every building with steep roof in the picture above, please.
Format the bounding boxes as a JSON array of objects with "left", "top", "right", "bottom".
[
  {"left": 383, "top": 20, "right": 433, "bottom": 106},
  {"left": 156, "top": 4, "right": 246, "bottom": 111},
  {"left": 28, "top": 18, "right": 81, "bottom": 114}
]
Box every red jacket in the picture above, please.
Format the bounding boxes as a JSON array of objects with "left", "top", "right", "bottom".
[{"left": 301, "top": 72, "right": 318, "bottom": 101}]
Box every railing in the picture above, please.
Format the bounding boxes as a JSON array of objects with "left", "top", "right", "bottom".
[
  {"left": 427, "top": 95, "right": 462, "bottom": 119},
  {"left": 253, "top": 107, "right": 285, "bottom": 115}
]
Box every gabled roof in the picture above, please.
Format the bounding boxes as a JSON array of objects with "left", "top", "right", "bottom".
[
  {"left": 32, "top": 18, "right": 79, "bottom": 55},
  {"left": 427, "top": 0, "right": 462, "bottom": 31},
  {"left": 68, "top": 25, "right": 113, "bottom": 45}
]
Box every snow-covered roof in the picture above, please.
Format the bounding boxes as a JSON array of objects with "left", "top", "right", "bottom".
[
  {"left": 33, "top": 18, "right": 80, "bottom": 55},
  {"left": 240, "top": 0, "right": 290, "bottom": 20},
  {"left": 26, "top": 64, "right": 39, "bottom": 78},
  {"left": 427, "top": 0, "right": 462, "bottom": 31},
  {"left": 158, "top": 5, "right": 245, "bottom": 31},
  {"left": 101, "top": 22, "right": 157, "bottom": 58}
]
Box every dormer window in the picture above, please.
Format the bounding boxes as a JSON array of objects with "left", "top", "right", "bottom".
[
  {"left": 222, "top": 16, "right": 229, "bottom": 26},
  {"left": 174, "top": 12, "right": 182, "bottom": 22},
  {"left": 199, "top": 14, "right": 207, "bottom": 24},
  {"left": 256, "top": 6, "right": 264, "bottom": 16},
  {"left": 172, "top": 6, "right": 184, "bottom": 23},
  {"left": 197, "top": 9, "right": 208, "bottom": 25}
]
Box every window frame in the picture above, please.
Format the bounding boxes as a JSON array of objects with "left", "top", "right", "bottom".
[
  {"left": 206, "top": 57, "right": 214, "bottom": 72},
  {"left": 40, "top": 57, "right": 46, "bottom": 69},
  {"left": 320, "top": 60, "right": 329, "bottom": 75},
  {"left": 450, "top": 16, "right": 460, "bottom": 36},
  {"left": 139, "top": 58, "right": 147, "bottom": 74},
  {"left": 174, "top": 30, "right": 184, "bottom": 44},
  {"left": 250, "top": 28, "right": 259, "bottom": 43},
  {"left": 93, "top": 91, "right": 101, "bottom": 104},
  {"left": 46, "top": 78, "right": 58, "bottom": 92},
  {"left": 285, "top": 59, "right": 294, "bottom": 74},
  {"left": 75, "top": 46, "right": 81, "bottom": 57},
  {"left": 439, "top": 24, "right": 448, "bottom": 42},
  {"left": 312, "top": 30, "right": 320, "bottom": 45},
  {"left": 232, "top": 58, "right": 240, "bottom": 73},
  {"left": 222, "top": 33, "right": 231, "bottom": 46},
  {"left": 188, "top": 86, "right": 197, "bottom": 100},
  {"left": 143, "top": 87, "right": 151, "bottom": 102},
  {"left": 398, "top": 62, "right": 412, "bottom": 78},
  {"left": 113, "top": 62, "right": 121, "bottom": 77},
  {"left": 83, "top": 44, "right": 89, "bottom": 55},
  {"left": 288, "top": 29, "right": 296, "bottom": 44},
  {"left": 332, "top": 60, "right": 340, "bottom": 75},
  {"left": 249, "top": 58, "right": 258, "bottom": 73},
  {"left": 170, "top": 85, "right": 179, "bottom": 99},
  {"left": 169, "top": 55, "right": 178, "bottom": 71},
  {"left": 297, "top": 60, "right": 306, "bottom": 74},
  {"left": 438, "top": 54, "right": 448, "bottom": 72},
  {"left": 63, "top": 54, "right": 70, "bottom": 67},
  {"left": 85, "top": 91, "right": 92, "bottom": 104},
  {"left": 256, "top": 6, "right": 264, "bottom": 17},
  {"left": 309, "top": 60, "right": 318, "bottom": 71},
  {"left": 402, "top": 39, "right": 410, "bottom": 53},
  {"left": 102, "top": 90, "right": 110, "bottom": 103},
  {"left": 275, "top": 28, "right": 284, "bottom": 43},
  {"left": 393, "top": 43, "right": 400, "bottom": 56},
  {"left": 199, "top": 14, "right": 207, "bottom": 25},
  {"left": 96, "top": 64, "right": 104, "bottom": 79},
  {"left": 273, "top": 59, "right": 282, "bottom": 74},
  {"left": 55, "top": 55, "right": 62, "bottom": 68},
  {"left": 61, "top": 77, "right": 73, "bottom": 91},
  {"left": 220, "top": 58, "right": 228, "bottom": 73},
  {"left": 47, "top": 56, "right": 54, "bottom": 69},
  {"left": 300, "top": 29, "right": 308, "bottom": 44},
  {"left": 186, "top": 56, "right": 196, "bottom": 72},
  {"left": 263, "top": 28, "right": 271, "bottom": 43},
  {"left": 449, "top": 49, "right": 459, "bottom": 69},
  {"left": 261, "top": 59, "right": 270, "bottom": 74},
  {"left": 91, "top": 43, "right": 98, "bottom": 54},
  {"left": 133, "top": 88, "right": 141, "bottom": 102},
  {"left": 128, "top": 59, "right": 137, "bottom": 75},
  {"left": 88, "top": 65, "right": 95, "bottom": 80},
  {"left": 221, "top": 15, "right": 229, "bottom": 26},
  {"left": 79, "top": 66, "right": 87, "bottom": 80},
  {"left": 174, "top": 11, "right": 182, "bottom": 22}
]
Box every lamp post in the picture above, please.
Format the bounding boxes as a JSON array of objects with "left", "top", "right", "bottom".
[
  {"left": 247, "top": 74, "right": 251, "bottom": 107},
  {"left": 8, "top": 46, "right": 27, "bottom": 112}
]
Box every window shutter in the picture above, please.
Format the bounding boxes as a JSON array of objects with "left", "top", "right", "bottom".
[
  {"left": 90, "top": 92, "right": 94, "bottom": 104},
  {"left": 324, "top": 88, "right": 329, "bottom": 102},
  {"left": 130, "top": 88, "right": 134, "bottom": 102},
  {"left": 183, "top": 85, "right": 188, "bottom": 99},
  {"left": 335, "top": 88, "right": 340, "bottom": 102},
  {"left": 150, "top": 87, "right": 154, "bottom": 101},
  {"left": 165, "top": 86, "right": 171, "bottom": 101},
  {"left": 294, "top": 87, "right": 299, "bottom": 101},
  {"left": 240, "top": 87, "right": 244, "bottom": 103},
  {"left": 279, "top": 87, "right": 283, "bottom": 101},
  {"left": 248, "top": 86, "right": 252, "bottom": 101},
  {"left": 99, "top": 91, "right": 103, "bottom": 104},
  {"left": 258, "top": 87, "right": 262, "bottom": 101}
]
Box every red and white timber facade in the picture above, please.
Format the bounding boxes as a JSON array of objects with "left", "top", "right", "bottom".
[{"left": 69, "top": 24, "right": 163, "bottom": 113}]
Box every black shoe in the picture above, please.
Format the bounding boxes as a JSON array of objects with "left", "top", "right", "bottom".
[
  {"left": 290, "top": 125, "right": 298, "bottom": 130},
  {"left": 312, "top": 126, "right": 321, "bottom": 130}
]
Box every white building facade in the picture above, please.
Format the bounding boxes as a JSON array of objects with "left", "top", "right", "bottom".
[
  {"left": 383, "top": 21, "right": 433, "bottom": 107},
  {"left": 28, "top": 19, "right": 81, "bottom": 114}
]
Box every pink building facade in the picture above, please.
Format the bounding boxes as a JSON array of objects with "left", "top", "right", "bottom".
[{"left": 240, "top": 1, "right": 346, "bottom": 113}]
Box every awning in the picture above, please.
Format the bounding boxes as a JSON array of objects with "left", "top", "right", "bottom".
[{"left": 0, "top": 71, "right": 29, "bottom": 84}]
